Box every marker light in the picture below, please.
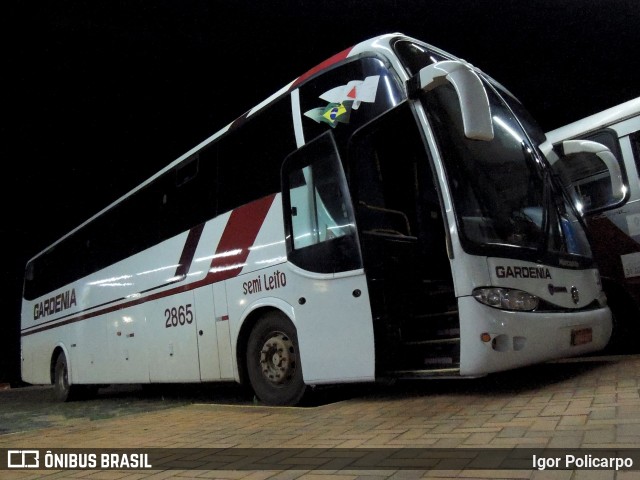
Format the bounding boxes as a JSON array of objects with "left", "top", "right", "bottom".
[{"left": 473, "top": 287, "right": 539, "bottom": 311}]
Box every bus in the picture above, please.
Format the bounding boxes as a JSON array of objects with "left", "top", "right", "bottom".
[
  {"left": 545, "top": 97, "right": 640, "bottom": 350},
  {"left": 21, "top": 33, "right": 612, "bottom": 406}
]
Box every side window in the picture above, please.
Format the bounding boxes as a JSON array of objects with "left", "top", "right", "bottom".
[
  {"left": 631, "top": 131, "right": 640, "bottom": 177},
  {"left": 162, "top": 146, "right": 218, "bottom": 239},
  {"left": 282, "top": 132, "right": 362, "bottom": 273},
  {"left": 584, "top": 129, "right": 624, "bottom": 162},
  {"left": 217, "top": 96, "right": 297, "bottom": 214},
  {"left": 348, "top": 103, "right": 450, "bottom": 268},
  {"left": 288, "top": 164, "right": 349, "bottom": 250},
  {"left": 349, "top": 103, "right": 427, "bottom": 238}
]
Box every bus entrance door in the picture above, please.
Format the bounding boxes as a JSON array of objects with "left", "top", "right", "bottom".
[{"left": 350, "top": 105, "right": 460, "bottom": 376}]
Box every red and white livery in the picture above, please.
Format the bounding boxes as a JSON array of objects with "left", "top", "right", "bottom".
[{"left": 21, "top": 33, "right": 612, "bottom": 405}]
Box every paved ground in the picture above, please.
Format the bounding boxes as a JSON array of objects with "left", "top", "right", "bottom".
[{"left": 3, "top": 355, "right": 640, "bottom": 479}]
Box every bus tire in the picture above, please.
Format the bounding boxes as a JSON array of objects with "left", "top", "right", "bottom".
[
  {"left": 53, "top": 353, "right": 79, "bottom": 402},
  {"left": 605, "top": 287, "right": 638, "bottom": 354},
  {"left": 246, "top": 312, "right": 306, "bottom": 406}
]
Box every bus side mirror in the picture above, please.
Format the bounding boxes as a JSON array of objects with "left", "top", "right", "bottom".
[
  {"left": 546, "top": 139, "right": 626, "bottom": 213},
  {"left": 408, "top": 60, "right": 494, "bottom": 141}
]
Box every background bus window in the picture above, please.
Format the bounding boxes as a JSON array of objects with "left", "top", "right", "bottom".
[
  {"left": 554, "top": 151, "right": 616, "bottom": 210},
  {"left": 554, "top": 129, "right": 628, "bottom": 213}
]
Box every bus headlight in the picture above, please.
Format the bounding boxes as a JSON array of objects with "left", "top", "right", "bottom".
[{"left": 473, "top": 287, "right": 539, "bottom": 311}]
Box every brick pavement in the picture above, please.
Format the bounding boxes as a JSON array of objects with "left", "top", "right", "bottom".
[{"left": 3, "top": 356, "right": 640, "bottom": 479}]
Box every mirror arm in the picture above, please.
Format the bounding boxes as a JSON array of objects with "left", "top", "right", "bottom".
[
  {"left": 408, "top": 60, "right": 494, "bottom": 141},
  {"left": 561, "top": 139, "right": 624, "bottom": 197},
  {"left": 539, "top": 140, "right": 560, "bottom": 165}
]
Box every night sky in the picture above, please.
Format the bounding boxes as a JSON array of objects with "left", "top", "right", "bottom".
[{"left": 3, "top": 0, "right": 639, "bottom": 382}]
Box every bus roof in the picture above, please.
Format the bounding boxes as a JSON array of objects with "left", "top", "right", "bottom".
[{"left": 545, "top": 96, "right": 640, "bottom": 143}]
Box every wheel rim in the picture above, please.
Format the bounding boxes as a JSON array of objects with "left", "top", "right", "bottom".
[
  {"left": 259, "top": 331, "right": 296, "bottom": 385},
  {"left": 56, "top": 361, "right": 68, "bottom": 393}
]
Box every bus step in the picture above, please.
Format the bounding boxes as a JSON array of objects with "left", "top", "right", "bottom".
[
  {"left": 421, "top": 278, "right": 454, "bottom": 288},
  {"left": 423, "top": 356, "right": 456, "bottom": 366},
  {"left": 402, "top": 328, "right": 460, "bottom": 343},
  {"left": 437, "top": 327, "right": 460, "bottom": 337},
  {"left": 414, "top": 310, "right": 458, "bottom": 320},
  {"left": 402, "top": 313, "right": 460, "bottom": 342},
  {"left": 422, "top": 288, "right": 455, "bottom": 299},
  {"left": 395, "top": 335, "right": 461, "bottom": 371},
  {"left": 404, "top": 337, "right": 460, "bottom": 346},
  {"left": 420, "top": 280, "right": 455, "bottom": 293},
  {"left": 421, "top": 293, "right": 456, "bottom": 311},
  {"left": 390, "top": 367, "right": 461, "bottom": 377}
]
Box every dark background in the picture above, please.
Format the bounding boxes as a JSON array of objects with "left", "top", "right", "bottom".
[{"left": 2, "top": 0, "right": 639, "bottom": 383}]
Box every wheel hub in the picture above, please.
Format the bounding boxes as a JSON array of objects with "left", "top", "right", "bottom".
[{"left": 259, "top": 332, "right": 295, "bottom": 385}]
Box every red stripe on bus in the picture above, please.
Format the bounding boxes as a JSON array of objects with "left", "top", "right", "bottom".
[
  {"left": 206, "top": 194, "right": 277, "bottom": 283},
  {"left": 175, "top": 223, "right": 206, "bottom": 279},
  {"left": 291, "top": 47, "right": 353, "bottom": 89},
  {"left": 21, "top": 194, "right": 279, "bottom": 338}
]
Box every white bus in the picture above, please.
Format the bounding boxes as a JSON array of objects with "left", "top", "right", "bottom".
[
  {"left": 21, "top": 33, "right": 612, "bottom": 406},
  {"left": 545, "top": 97, "right": 640, "bottom": 350}
]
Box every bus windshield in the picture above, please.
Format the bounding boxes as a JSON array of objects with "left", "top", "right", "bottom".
[
  {"left": 423, "top": 82, "right": 593, "bottom": 266},
  {"left": 394, "top": 40, "right": 593, "bottom": 267}
]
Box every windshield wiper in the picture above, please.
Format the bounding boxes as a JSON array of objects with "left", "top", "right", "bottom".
[
  {"left": 520, "top": 141, "right": 551, "bottom": 257},
  {"left": 540, "top": 166, "right": 552, "bottom": 256}
]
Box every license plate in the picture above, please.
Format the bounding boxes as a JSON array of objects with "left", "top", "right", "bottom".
[{"left": 571, "top": 327, "right": 592, "bottom": 346}]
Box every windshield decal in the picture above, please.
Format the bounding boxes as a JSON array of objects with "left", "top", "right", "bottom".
[{"left": 304, "top": 75, "right": 380, "bottom": 128}]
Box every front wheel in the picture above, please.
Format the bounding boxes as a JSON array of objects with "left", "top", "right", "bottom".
[
  {"left": 603, "top": 286, "right": 639, "bottom": 355},
  {"left": 246, "top": 312, "right": 307, "bottom": 406}
]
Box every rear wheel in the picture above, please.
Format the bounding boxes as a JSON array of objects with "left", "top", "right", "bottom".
[
  {"left": 53, "top": 353, "right": 74, "bottom": 402},
  {"left": 53, "top": 353, "right": 89, "bottom": 402},
  {"left": 246, "top": 312, "right": 306, "bottom": 406}
]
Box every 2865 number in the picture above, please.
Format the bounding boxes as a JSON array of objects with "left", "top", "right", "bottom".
[{"left": 164, "top": 303, "right": 194, "bottom": 328}]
